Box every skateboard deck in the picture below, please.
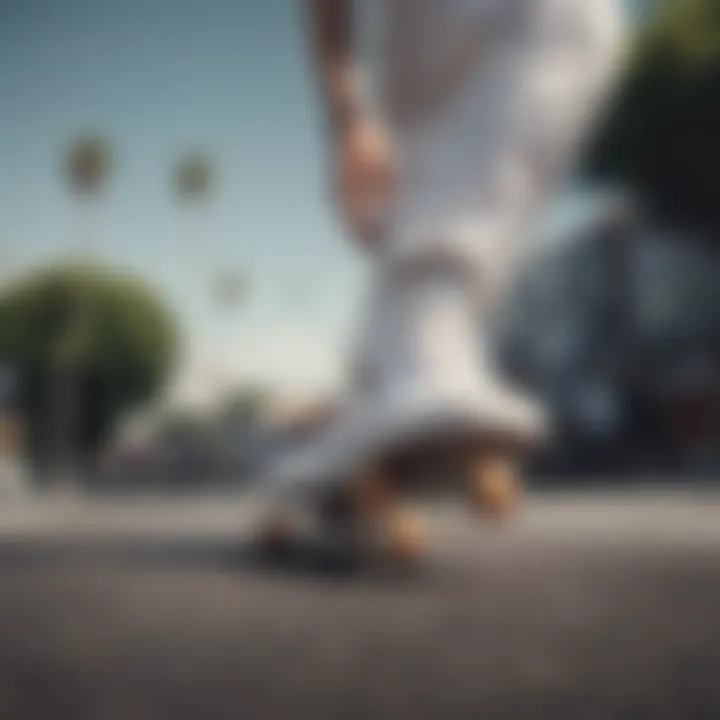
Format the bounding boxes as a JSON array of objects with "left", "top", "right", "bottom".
[{"left": 256, "top": 421, "right": 526, "bottom": 566}]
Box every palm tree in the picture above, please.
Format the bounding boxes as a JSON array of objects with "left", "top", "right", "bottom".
[
  {"left": 214, "top": 269, "right": 249, "bottom": 311},
  {"left": 174, "top": 153, "right": 213, "bottom": 203},
  {"left": 55, "top": 134, "right": 113, "bottom": 485},
  {"left": 65, "top": 136, "right": 112, "bottom": 197}
]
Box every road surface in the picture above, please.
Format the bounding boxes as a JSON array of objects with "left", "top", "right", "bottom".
[{"left": 0, "top": 489, "right": 719, "bottom": 719}]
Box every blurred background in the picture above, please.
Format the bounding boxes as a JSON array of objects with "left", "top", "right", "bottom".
[
  {"left": 2, "top": 3, "right": 720, "bottom": 719},
  {"left": 0, "top": 0, "right": 719, "bottom": 493}
]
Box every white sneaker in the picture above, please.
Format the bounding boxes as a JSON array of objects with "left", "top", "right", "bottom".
[{"left": 268, "top": 262, "right": 546, "bottom": 497}]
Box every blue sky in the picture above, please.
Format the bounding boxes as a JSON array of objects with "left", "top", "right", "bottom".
[
  {"left": 0, "top": 0, "right": 366, "bottom": 399},
  {"left": 0, "top": 0, "right": 633, "bottom": 403}
]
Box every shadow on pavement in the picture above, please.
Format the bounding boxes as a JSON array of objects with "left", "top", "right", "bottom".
[{"left": 0, "top": 534, "right": 423, "bottom": 583}]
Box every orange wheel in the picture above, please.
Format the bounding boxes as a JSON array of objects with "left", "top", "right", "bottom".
[
  {"left": 468, "top": 456, "right": 523, "bottom": 519},
  {"left": 384, "top": 508, "right": 428, "bottom": 563}
]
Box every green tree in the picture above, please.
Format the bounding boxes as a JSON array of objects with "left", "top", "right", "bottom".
[
  {"left": 0, "top": 264, "right": 178, "bottom": 476},
  {"left": 585, "top": 0, "right": 720, "bottom": 237}
]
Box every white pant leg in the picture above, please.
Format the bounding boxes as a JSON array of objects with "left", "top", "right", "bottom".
[
  {"left": 383, "top": 0, "right": 627, "bottom": 278},
  {"left": 267, "top": 1, "right": 625, "bottom": 492}
]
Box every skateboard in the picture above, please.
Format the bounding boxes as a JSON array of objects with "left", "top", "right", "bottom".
[{"left": 255, "top": 427, "right": 527, "bottom": 566}]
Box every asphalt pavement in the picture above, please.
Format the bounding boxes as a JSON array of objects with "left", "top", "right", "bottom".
[{"left": 0, "top": 489, "right": 719, "bottom": 720}]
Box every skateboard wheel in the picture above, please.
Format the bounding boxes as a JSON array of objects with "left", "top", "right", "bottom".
[
  {"left": 469, "top": 457, "right": 522, "bottom": 519},
  {"left": 384, "top": 509, "right": 428, "bottom": 563}
]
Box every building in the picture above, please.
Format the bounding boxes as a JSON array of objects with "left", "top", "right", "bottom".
[{"left": 497, "top": 193, "right": 720, "bottom": 477}]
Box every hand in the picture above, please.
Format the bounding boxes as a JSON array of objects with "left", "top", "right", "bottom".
[{"left": 332, "top": 113, "right": 397, "bottom": 250}]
